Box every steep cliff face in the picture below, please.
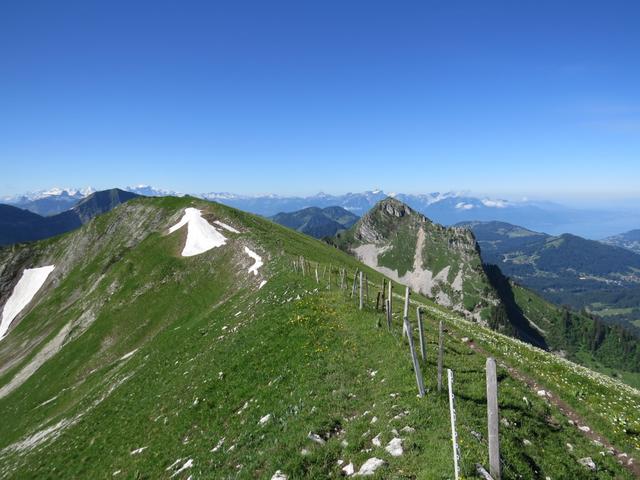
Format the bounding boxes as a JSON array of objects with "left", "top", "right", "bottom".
[{"left": 335, "top": 198, "right": 499, "bottom": 322}]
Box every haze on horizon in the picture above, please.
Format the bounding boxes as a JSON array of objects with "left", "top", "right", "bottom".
[{"left": 1, "top": 1, "right": 639, "bottom": 204}]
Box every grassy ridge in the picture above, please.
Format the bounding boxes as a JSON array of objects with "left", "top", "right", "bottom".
[{"left": 0, "top": 197, "right": 636, "bottom": 478}]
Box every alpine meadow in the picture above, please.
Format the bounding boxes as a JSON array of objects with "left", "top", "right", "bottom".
[{"left": 2, "top": 1, "right": 640, "bottom": 479}]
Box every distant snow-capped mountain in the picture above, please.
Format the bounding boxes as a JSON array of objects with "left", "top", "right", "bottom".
[
  {"left": 1, "top": 187, "right": 96, "bottom": 216},
  {"left": 3, "top": 186, "right": 638, "bottom": 238},
  {"left": 124, "top": 184, "right": 184, "bottom": 197}
]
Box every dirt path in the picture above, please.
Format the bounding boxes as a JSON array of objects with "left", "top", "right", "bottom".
[{"left": 463, "top": 338, "right": 640, "bottom": 477}]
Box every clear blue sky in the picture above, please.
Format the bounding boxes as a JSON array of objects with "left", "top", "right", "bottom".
[{"left": 1, "top": 1, "right": 639, "bottom": 201}]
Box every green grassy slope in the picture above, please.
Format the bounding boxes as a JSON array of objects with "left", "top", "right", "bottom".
[{"left": 0, "top": 197, "right": 638, "bottom": 478}]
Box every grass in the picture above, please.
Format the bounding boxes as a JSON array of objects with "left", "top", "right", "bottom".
[{"left": 0, "top": 197, "right": 637, "bottom": 478}]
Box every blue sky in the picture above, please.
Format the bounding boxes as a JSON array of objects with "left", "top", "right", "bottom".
[{"left": 1, "top": 1, "right": 639, "bottom": 202}]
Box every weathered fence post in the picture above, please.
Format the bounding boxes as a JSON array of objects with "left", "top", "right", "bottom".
[
  {"left": 417, "top": 307, "right": 426, "bottom": 361},
  {"left": 448, "top": 369, "right": 461, "bottom": 480},
  {"left": 437, "top": 320, "right": 444, "bottom": 392},
  {"left": 388, "top": 281, "right": 392, "bottom": 316},
  {"left": 402, "top": 286, "right": 410, "bottom": 338},
  {"left": 365, "top": 274, "right": 369, "bottom": 303},
  {"left": 301, "top": 257, "right": 306, "bottom": 276},
  {"left": 340, "top": 269, "right": 345, "bottom": 290},
  {"left": 315, "top": 265, "right": 319, "bottom": 284},
  {"left": 403, "top": 315, "right": 425, "bottom": 397},
  {"left": 351, "top": 269, "right": 358, "bottom": 298},
  {"left": 375, "top": 291, "right": 381, "bottom": 311},
  {"left": 386, "top": 299, "right": 392, "bottom": 330},
  {"left": 486, "top": 357, "right": 501, "bottom": 479},
  {"left": 359, "top": 271, "right": 364, "bottom": 310}
]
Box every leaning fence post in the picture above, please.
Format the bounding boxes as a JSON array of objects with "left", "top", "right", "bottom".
[
  {"left": 448, "top": 369, "right": 461, "bottom": 480},
  {"left": 404, "top": 315, "right": 425, "bottom": 397},
  {"left": 359, "top": 271, "right": 364, "bottom": 310},
  {"left": 417, "top": 307, "right": 426, "bottom": 361},
  {"left": 486, "top": 357, "right": 501, "bottom": 479},
  {"left": 437, "top": 321, "right": 444, "bottom": 392},
  {"left": 402, "top": 286, "right": 410, "bottom": 338}
]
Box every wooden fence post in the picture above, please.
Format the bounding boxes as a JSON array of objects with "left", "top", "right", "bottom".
[
  {"left": 340, "top": 269, "right": 345, "bottom": 290},
  {"left": 437, "top": 320, "right": 444, "bottom": 392},
  {"left": 386, "top": 299, "right": 392, "bottom": 330},
  {"left": 486, "top": 357, "right": 501, "bottom": 479},
  {"left": 402, "top": 286, "right": 410, "bottom": 338},
  {"left": 388, "top": 281, "right": 392, "bottom": 316},
  {"left": 365, "top": 274, "right": 369, "bottom": 303},
  {"left": 403, "top": 315, "right": 425, "bottom": 397},
  {"left": 448, "top": 369, "right": 461, "bottom": 480},
  {"left": 351, "top": 269, "right": 358, "bottom": 298},
  {"left": 359, "top": 271, "right": 364, "bottom": 310},
  {"left": 417, "top": 307, "right": 426, "bottom": 361},
  {"left": 301, "top": 257, "right": 306, "bottom": 276},
  {"left": 375, "top": 291, "right": 381, "bottom": 311}
]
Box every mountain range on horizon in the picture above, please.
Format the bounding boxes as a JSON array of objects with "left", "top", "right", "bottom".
[{"left": 3, "top": 185, "right": 639, "bottom": 239}]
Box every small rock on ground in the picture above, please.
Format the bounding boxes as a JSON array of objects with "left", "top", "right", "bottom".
[{"left": 355, "top": 458, "right": 385, "bottom": 476}]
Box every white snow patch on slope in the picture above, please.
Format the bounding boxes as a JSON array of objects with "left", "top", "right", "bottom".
[
  {"left": 119, "top": 349, "right": 138, "bottom": 361},
  {"left": 214, "top": 220, "right": 240, "bottom": 233},
  {"left": 455, "top": 202, "right": 474, "bottom": 210},
  {"left": 244, "top": 247, "right": 263, "bottom": 276},
  {"left": 170, "top": 459, "right": 193, "bottom": 478},
  {"left": 0, "top": 265, "right": 55, "bottom": 341},
  {"left": 169, "top": 208, "right": 226, "bottom": 256}
]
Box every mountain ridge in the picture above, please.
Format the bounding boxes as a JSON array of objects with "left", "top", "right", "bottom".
[
  {"left": 0, "top": 195, "right": 639, "bottom": 478},
  {"left": 458, "top": 220, "right": 640, "bottom": 330},
  {"left": 270, "top": 206, "right": 359, "bottom": 238},
  {"left": 0, "top": 189, "right": 140, "bottom": 246}
]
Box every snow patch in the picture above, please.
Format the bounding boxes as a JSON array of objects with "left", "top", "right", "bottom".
[
  {"left": 0, "top": 265, "right": 55, "bottom": 341},
  {"left": 244, "top": 247, "right": 263, "bottom": 276},
  {"left": 481, "top": 198, "right": 508, "bottom": 208},
  {"left": 169, "top": 208, "right": 227, "bottom": 256},
  {"left": 119, "top": 349, "right": 138, "bottom": 361},
  {"left": 259, "top": 413, "right": 272, "bottom": 425},
  {"left": 455, "top": 202, "right": 474, "bottom": 210},
  {"left": 170, "top": 459, "right": 193, "bottom": 478},
  {"left": 214, "top": 220, "right": 241, "bottom": 233}
]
